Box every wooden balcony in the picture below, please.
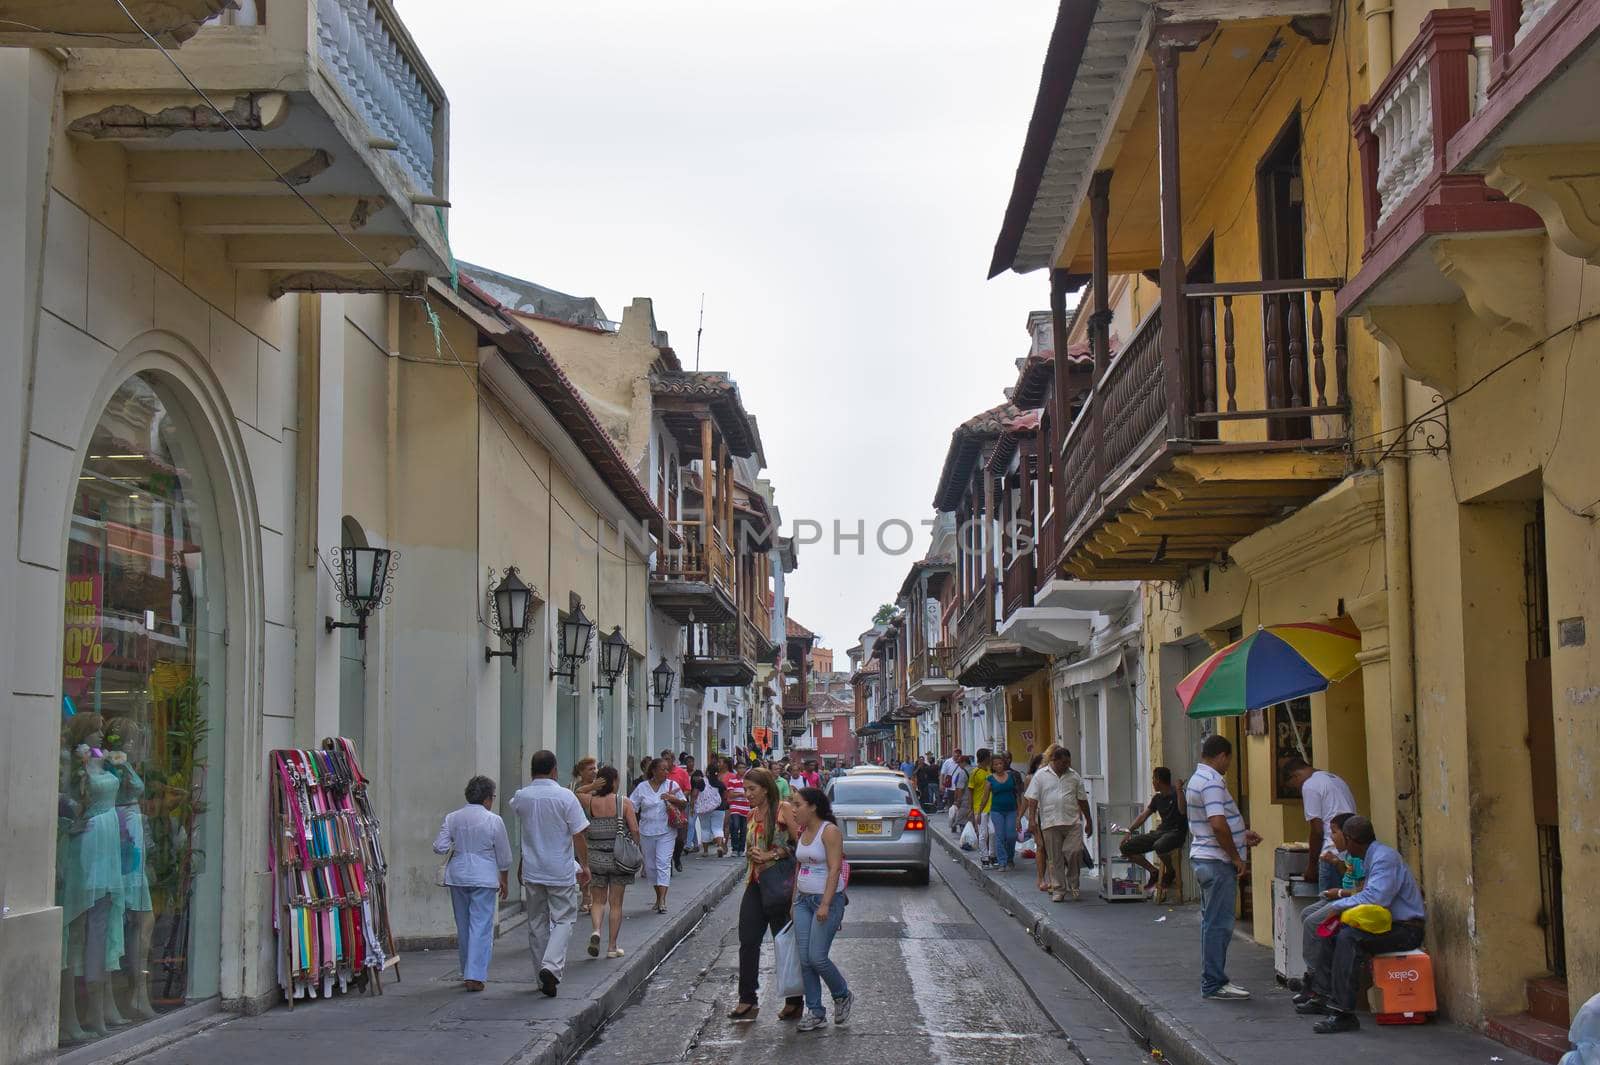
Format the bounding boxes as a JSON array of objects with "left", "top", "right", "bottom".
[
  {"left": 59, "top": 0, "right": 451, "bottom": 293},
  {"left": 952, "top": 583, "right": 1046, "bottom": 689},
  {"left": 1339, "top": 8, "right": 1543, "bottom": 315},
  {"left": 1002, "top": 551, "right": 1035, "bottom": 620},
  {"left": 1055, "top": 287, "right": 1349, "bottom": 582},
  {"left": 907, "top": 646, "right": 958, "bottom": 701},
  {"left": 0, "top": 0, "right": 232, "bottom": 47},
  {"left": 649, "top": 520, "right": 737, "bottom": 624},
  {"left": 682, "top": 615, "right": 758, "bottom": 688}
]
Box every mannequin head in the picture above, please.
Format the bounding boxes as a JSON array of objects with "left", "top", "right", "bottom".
[{"left": 65, "top": 712, "right": 106, "bottom": 750}]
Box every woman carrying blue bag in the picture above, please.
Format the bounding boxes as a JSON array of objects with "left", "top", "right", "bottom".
[{"left": 788, "top": 787, "right": 854, "bottom": 1031}]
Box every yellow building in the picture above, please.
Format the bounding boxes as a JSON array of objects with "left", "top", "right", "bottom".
[{"left": 991, "top": 0, "right": 1596, "bottom": 1045}]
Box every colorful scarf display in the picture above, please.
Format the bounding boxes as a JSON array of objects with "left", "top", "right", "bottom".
[{"left": 270, "top": 738, "right": 397, "bottom": 1004}]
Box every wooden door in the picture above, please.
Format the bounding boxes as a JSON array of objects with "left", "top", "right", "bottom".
[{"left": 1256, "top": 113, "right": 1310, "bottom": 440}]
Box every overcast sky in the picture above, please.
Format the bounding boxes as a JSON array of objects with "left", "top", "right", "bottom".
[{"left": 396, "top": 0, "right": 1058, "bottom": 656}]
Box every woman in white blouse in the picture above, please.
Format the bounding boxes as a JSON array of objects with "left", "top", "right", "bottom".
[
  {"left": 433, "top": 775, "right": 513, "bottom": 990},
  {"left": 628, "top": 758, "right": 687, "bottom": 913}
]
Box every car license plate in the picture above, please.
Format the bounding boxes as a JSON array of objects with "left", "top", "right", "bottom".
[{"left": 855, "top": 820, "right": 882, "bottom": 836}]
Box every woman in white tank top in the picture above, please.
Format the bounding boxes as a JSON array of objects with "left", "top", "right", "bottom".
[{"left": 788, "top": 787, "right": 854, "bottom": 1031}]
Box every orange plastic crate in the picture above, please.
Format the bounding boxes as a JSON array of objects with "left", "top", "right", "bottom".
[{"left": 1372, "top": 950, "right": 1435, "bottom": 1022}]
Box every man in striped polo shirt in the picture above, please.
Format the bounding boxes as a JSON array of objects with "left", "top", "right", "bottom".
[{"left": 1186, "top": 734, "right": 1262, "bottom": 1001}]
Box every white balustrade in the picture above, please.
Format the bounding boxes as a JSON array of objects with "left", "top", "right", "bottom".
[
  {"left": 1369, "top": 52, "right": 1433, "bottom": 227},
  {"left": 315, "top": 0, "right": 438, "bottom": 193},
  {"left": 1519, "top": 0, "right": 1559, "bottom": 44},
  {"left": 1470, "top": 34, "right": 1492, "bottom": 115}
]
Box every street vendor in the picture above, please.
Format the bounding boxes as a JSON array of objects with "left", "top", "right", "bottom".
[{"left": 1282, "top": 757, "right": 1357, "bottom": 892}]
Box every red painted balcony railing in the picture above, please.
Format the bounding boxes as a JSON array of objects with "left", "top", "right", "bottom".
[{"left": 1352, "top": 9, "right": 1493, "bottom": 247}]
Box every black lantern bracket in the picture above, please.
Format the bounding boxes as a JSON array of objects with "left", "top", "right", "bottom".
[
  {"left": 486, "top": 565, "right": 542, "bottom": 668},
  {"left": 550, "top": 595, "right": 596, "bottom": 683},
  {"left": 593, "top": 625, "right": 630, "bottom": 692},
  {"left": 647, "top": 655, "right": 676, "bottom": 712},
  {"left": 324, "top": 546, "right": 399, "bottom": 641}
]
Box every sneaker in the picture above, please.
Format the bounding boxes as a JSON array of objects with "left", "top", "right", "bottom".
[
  {"left": 796, "top": 1013, "right": 827, "bottom": 1032},
  {"left": 1051, "top": 892, "right": 1067, "bottom": 903},
  {"left": 833, "top": 992, "right": 853, "bottom": 1025},
  {"left": 587, "top": 932, "right": 600, "bottom": 958},
  {"left": 1203, "top": 983, "right": 1251, "bottom": 1001},
  {"left": 537, "top": 968, "right": 559, "bottom": 997},
  {"left": 1294, "top": 999, "right": 1330, "bottom": 1015},
  {"left": 1313, "top": 1011, "right": 1360, "bottom": 1034}
]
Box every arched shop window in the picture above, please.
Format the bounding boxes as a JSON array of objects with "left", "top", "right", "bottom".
[
  {"left": 59, "top": 372, "right": 227, "bottom": 1045},
  {"left": 338, "top": 517, "right": 369, "bottom": 754}
]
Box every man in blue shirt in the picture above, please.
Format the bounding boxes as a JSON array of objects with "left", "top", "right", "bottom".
[{"left": 1296, "top": 815, "right": 1426, "bottom": 1033}]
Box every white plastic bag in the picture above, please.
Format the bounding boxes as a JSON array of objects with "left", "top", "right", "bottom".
[
  {"left": 1561, "top": 991, "right": 1600, "bottom": 1065},
  {"left": 773, "top": 921, "right": 804, "bottom": 999},
  {"left": 960, "top": 822, "right": 978, "bottom": 850}
]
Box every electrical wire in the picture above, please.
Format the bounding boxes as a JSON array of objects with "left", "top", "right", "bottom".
[{"left": 107, "top": 0, "right": 653, "bottom": 565}]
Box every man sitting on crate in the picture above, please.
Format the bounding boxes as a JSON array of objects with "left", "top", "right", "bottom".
[
  {"left": 1119, "top": 766, "right": 1187, "bottom": 900},
  {"left": 1294, "top": 815, "right": 1426, "bottom": 1034}
]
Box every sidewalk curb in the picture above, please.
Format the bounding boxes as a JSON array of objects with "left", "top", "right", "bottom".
[
  {"left": 506, "top": 860, "right": 746, "bottom": 1065},
  {"left": 934, "top": 829, "right": 1233, "bottom": 1065}
]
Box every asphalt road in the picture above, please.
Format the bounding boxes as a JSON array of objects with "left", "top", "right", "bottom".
[{"left": 572, "top": 856, "right": 1151, "bottom": 1065}]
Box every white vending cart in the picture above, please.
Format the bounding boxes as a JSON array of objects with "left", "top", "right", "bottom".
[
  {"left": 1096, "top": 802, "right": 1150, "bottom": 902},
  {"left": 1272, "top": 844, "right": 1323, "bottom": 982}
]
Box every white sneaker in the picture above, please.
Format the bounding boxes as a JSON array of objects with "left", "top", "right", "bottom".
[
  {"left": 1204, "top": 983, "right": 1252, "bottom": 1001},
  {"left": 796, "top": 1013, "right": 827, "bottom": 1032},
  {"left": 833, "top": 992, "right": 853, "bottom": 1025}
]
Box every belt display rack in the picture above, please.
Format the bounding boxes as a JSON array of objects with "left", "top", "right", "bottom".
[{"left": 269, "top": 738, "right": 399, "bottom": 1005}]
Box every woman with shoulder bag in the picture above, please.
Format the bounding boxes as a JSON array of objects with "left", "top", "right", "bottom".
[
  {"left": 579, "top": 766, "right": 641, "bottom": 959},
  {"left": 790, "top": 787, "right": 853, "bottom": 1030},
  {"left": 628, "top": 758, "right": 687, "bottom": 913},
  {"left": 727, "top": 768, "right": 805, "bottom": 1022}
]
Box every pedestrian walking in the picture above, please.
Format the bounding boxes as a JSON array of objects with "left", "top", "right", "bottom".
[
  {"left": 577, "top": 766, "right": 640, "bottom": 960},
  {"left": 1023, "top": 746, "right": 1093, "bottom": 900},
  {"left": 433, "top": 775, "right": 513, "bottom": 991},
  {"left": 948, "top": 755, "right": 972, "bottom": 835},
  {"left": 692, "top": 765, "right": 728, "bottom": 858},
  {"left": 727, "top": 768, "right": 804, "bottom": 1022},
  {"left": 508, "top": 750, "right": 591, "bottom": 998},
  {"left": 969, "top": 749, "right": 994, "bottom": 866},
  {"left": 724, "top": 763, "right": 750, "bottom": 857},
  {"left": 686, "top": 767, "right": 704, "bottom": 854},
  {"left": 629, "top": 757, "right": 687, "bottom": 913},
  {"left": 940, "top": 748, "right": 963, "bottom": 810},
  {"left": 987, "top": 752, "right": 1022, "bottom": 871},
  {"left": 915, "top": 755, "right": 940, "bottom": 810},
  {"left": 789, "top": 787, "right": 854, "bottom": 1031},
  {"left": 667, "top": 752, "right": 693, "bottom": 872},
  {"left": 1186, "top": 734, "right": 1263, "bottom": 1001},
  {"left": 571, "top": 756, "right": 599, "bottom": 915}
]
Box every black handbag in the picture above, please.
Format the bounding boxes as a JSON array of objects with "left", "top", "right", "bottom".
[{"left": 757, "top": 856, "right": 797, "bottom": 912}]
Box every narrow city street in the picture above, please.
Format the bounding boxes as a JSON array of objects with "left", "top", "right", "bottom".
[{"left": 573, "top": 864, "right": 1148, "bottom": 1065}]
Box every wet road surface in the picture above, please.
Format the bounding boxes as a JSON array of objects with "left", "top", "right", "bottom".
[{"left": 573, "top": 858, "right": 1149, "bottom": 1065}]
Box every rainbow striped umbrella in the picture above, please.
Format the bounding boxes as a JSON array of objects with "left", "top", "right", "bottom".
[{"left": 1177, "top": 621, "right": 1361, "bottom": 718}]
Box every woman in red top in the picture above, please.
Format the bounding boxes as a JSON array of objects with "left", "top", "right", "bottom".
[{"left": 724, "top": 766, "right": 751, "bottom": 856}]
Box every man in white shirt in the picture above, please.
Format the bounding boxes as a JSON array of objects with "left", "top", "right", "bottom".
[
  {"left": 508, "top": 749, "right": 590, "bottom": 997},
  {"left": 1186, "top": 734, "right": 1262, "bottom": 1002},
  {"left": 940, "top": 749, "right": 962, "bottom": 806},
  {"left": 1023, "top": 747, "right": 1093, "bottom": 902},
  {"left": 1282, "top": 758, "right": 1358, "bottom": 892}
]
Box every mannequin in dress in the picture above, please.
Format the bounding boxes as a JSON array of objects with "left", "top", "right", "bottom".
[
  {"left": 59, "top": 713, "right": 127, "bottom": 1039},
  {"left": 106, "top": 718, "right": 156, "bottom": 1021}
]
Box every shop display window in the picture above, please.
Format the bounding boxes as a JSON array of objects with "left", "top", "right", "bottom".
[{"left": 57, "top": 373, "right": 227, "bottom": 1047}]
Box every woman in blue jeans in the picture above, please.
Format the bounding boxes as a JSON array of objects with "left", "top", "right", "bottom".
[
  {"left": 986, "top": 753, "right": 1021, "bottom": 870},
  {"left": 789, "top": 787, "right": 854, "bottom": 1031},
  {"left": 432, "top": 775, "right": 513, "bottom": 991}
]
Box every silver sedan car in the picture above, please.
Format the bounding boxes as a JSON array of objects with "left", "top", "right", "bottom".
[{"left": 825, "top": 774, "right": 930, "bottom": 884}]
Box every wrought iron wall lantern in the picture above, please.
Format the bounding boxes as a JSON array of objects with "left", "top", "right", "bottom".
[
  {"left": 648, "top": 656, "right": 676, "bottom": 712},
  {"left": 594, "top": 626, "right": 630, "bottom": 692},
  {"left": 550, "top": 600, "right": 596, "bottom": 683},
  {"left": 485, "top": 566, "right": 539, "bottom": 668},
  {"left": 325, "top": 546, "right": 398, "bottom": 640}
]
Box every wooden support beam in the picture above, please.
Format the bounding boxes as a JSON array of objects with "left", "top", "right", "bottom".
[
  {"left": 180, "top": 196, "right": 385, "bottom": 234},
  {"left": 127, "top": 148, "right": 332, "bottom": 194}
]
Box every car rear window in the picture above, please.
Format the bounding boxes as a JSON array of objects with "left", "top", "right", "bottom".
[{"left": 831, "top": 780, "right": 910, "bottom": 805}]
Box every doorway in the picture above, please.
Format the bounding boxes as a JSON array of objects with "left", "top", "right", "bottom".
[
  {"left": 1524, "top": 503, "right": 1565, "bottom": 977},
  {"left": 1186, "top": 239, "right": 1219, "bottom": 440},
  {"left": 1256, "top": 111, "right": 1310, "bottom": 439}
]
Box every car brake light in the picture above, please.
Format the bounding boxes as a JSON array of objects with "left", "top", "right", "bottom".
[{"left": 905, "top": 809, "right": 925, "bottom": 831}]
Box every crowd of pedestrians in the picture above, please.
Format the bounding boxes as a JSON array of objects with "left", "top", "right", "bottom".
[{"left": 431, "top": 747, "right": 853, "bottom": 1030}]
